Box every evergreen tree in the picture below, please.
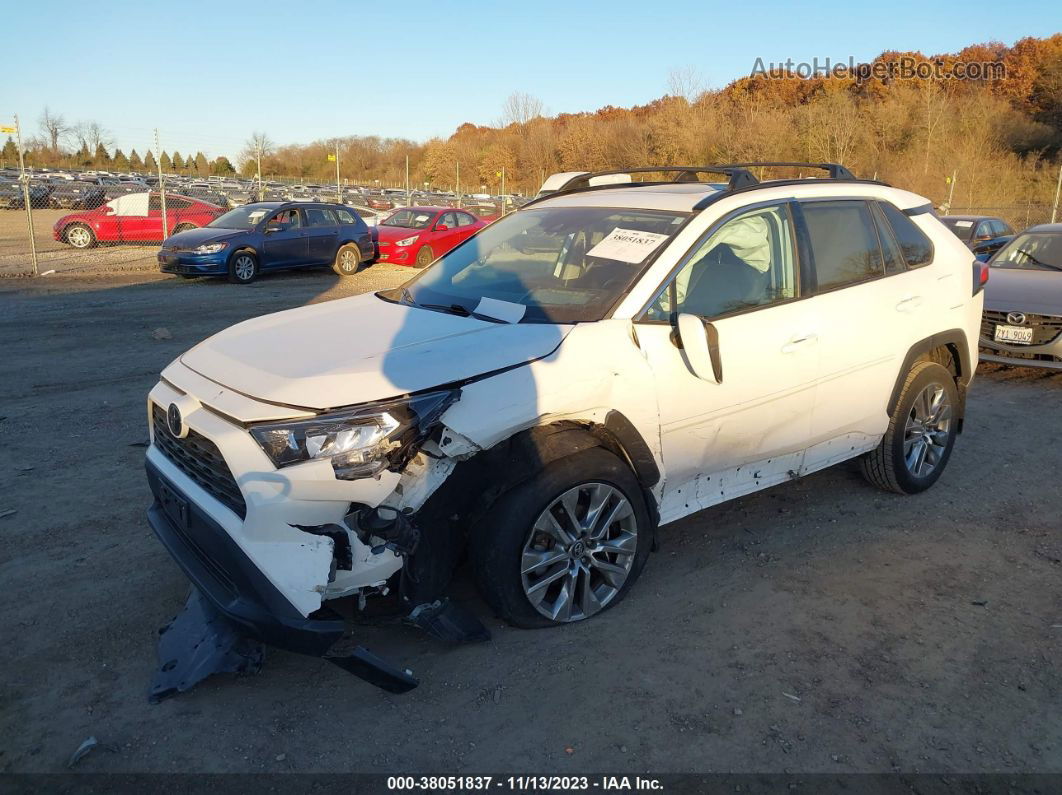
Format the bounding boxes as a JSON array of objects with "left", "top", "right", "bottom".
[
  {"left": 76, "top": 143, "right": 92, "bottom": 167},
  {"left": 112, "top": 148, "right": 130, "bottom": 171},
  {"left": 1, "top": 137, "right": 18, "bottom": 168},
  {"left": 194, "top": 151, "right": 208, "bottom": 176},
  {"left": 171, "top": 151, "right": 184, "bottom": 171},
  {"left": 93, "top": 142, "right": 111, "bottom": 167},
  {"left": 129, "top": 149, "right": 143, "bottom": 171},
  {"left": 143, "top": 150, "right": 157, "bottom": 172},
  {"left": 211, "top": 156, "right": 235, "bottom": 175},
  {"left": 159, "top": 151, "right": 171, "bottom": 171}
]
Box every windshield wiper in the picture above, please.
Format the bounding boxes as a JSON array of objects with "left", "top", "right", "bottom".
[
  {"left": 386, "top": 287, "right": 505, "bottom": 323},
  {"left": 1015, "top": 249, "right": 1062, "bottom": 271}
]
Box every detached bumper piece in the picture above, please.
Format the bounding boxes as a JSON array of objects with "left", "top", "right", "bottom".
[{"left": 145, "top": 460, "right": 418, "bottom": 701}]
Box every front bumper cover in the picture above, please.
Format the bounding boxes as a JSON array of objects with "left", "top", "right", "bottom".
[{"left": 145, "top": 460, "right": 419, "bottom": 699}]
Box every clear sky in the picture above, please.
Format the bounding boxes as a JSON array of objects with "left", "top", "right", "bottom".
[{"left": 4, "top": 0, "right": 1059, "bottom": 161}]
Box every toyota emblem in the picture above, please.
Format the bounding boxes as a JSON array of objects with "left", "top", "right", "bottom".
[
  {"left": 1006, "top": 311, "right": 1027, "bottom": 325},
  {"left": 167, "top": 403, "right": 185, "bottom": 438}
]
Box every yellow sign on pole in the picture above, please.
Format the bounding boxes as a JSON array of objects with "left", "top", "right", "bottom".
[
  {"left": 0, "top": 125, "right": 15, "bottom": 134},
  {"left": 327, "top": 153, "right": 337, "bottom": 162}
]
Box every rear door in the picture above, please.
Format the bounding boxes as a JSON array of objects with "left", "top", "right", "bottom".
[
  {"left": 796, "top": 199, "right": 932, "bottom": 467},
  {"left": 303, "top": 207, "right": 340, "bottom": 264},
  {"left": 260, "top": 208, "right": 308, "bottom": 268},
  {"left": 454, "top": 210, "right": 481, "bottom": 244}
]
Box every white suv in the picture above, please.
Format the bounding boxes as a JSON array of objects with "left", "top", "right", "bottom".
[{"left": 144, "top": 163, "right": 984, "bottom": 697}]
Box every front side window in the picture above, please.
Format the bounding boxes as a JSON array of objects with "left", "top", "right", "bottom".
[
  {"left": 268, "top": 209, "right": 301, "bottom": 229},
  {"left": 386, "top": 206, "right": 688, "bottom": 323},
  {"left": 646, "top": 203, "right": 796, "bottom": 320},
  {"left": 437, "top": 212, "right": 457, "bottom": 229},
  {"left": 878, "top": 202, "right": 933, "bottom": 267},
  {"left": 990, "top": 232, "right": 1062, "bottom": 272},
  {"left": 802, "top": 200, "right": 883, "bottom": 290}
]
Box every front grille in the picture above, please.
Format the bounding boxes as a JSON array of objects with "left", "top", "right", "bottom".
[
  {"left": 981, "top": 310, "right": 1062, "bottom": 346},
  {"left": 151, "top": 404, "right": 246, "bottom": 518}
]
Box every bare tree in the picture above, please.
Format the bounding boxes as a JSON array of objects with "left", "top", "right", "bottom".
[
  {"left": 242, "top": 132, "right": 275, "bottom": 198},
  {"left": 74, "top": 121, "right": 113, "bottom": 154},
  {"left": 38, "top": 106, "right": 71, "bottom": 152},
  {"left": 501, "top": 92, "right": 545, "bottom": 127},
  {"left": 667, "top": 66, "right": 706, "bottom": 103}
]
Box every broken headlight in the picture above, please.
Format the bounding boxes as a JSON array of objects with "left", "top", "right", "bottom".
[{"left": 249, "top": 390, "right": 457, "bottom": 480}]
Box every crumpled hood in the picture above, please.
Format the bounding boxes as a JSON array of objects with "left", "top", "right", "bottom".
[
  {"left": 164, "top": 227, "right": 241, "bottom": 249},
  {"left": 180, "top": 292, "right": 570, "bottom": 410},
  {"left": 984, "top": 267, "right": 1062, "bottom": 316}
]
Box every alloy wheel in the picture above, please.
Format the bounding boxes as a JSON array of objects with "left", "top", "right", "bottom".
[
  {"left": 339, "top": 249, "right": 357, "bottom": 273},
  {"left": 67, "top": 226, "right": 91, "bottom": 248},
  {"left": 233, "top": 254, "right": 255, "bottom": 282},
  {"left": 903, "top": 382, "right": 952, "bottom": 478},
  {"left": 520, "top": 482, "right": 638, "bottom": 623}
]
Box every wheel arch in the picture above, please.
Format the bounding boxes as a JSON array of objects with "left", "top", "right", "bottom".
[{"left": 887, "top": 329, "right": 971, "bottom": 431}]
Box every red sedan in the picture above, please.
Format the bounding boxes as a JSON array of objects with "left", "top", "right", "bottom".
[
  {"left": 54, "top": 192, "right": 224, "bottom": 248},
  {"left": 374, "top": 206, "right": 487, "bottom": 267}
]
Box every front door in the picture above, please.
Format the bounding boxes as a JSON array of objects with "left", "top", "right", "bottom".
[
  {"left": 261, "top": 208, "right": 308, "bottom": 267},
  {"left": 636, "top": 201, "right": 820, "bottom": 525}
]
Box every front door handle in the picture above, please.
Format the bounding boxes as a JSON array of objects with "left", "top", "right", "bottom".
[
  {"left": 896, "top": 295, "right": 922, "bottom": 312},
  {"left": 781, "top": 333, "right": 818, "bottom": 354}
]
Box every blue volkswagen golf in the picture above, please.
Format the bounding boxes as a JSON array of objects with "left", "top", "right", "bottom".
[{"left": 158, "top": 201, "right": 375, "bottom": 284}]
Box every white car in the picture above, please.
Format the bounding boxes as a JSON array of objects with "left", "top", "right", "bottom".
[{"left": 144, "top": 163, "right": 984, "bottom": 698}]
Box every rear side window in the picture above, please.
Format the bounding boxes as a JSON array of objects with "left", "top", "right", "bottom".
[
  {"left": 871, "top": 204, "right": 905, "bottom": 275},
  {"left": 800, "top": 200, "right": 883, "bottom": 290},
  {"left": 335, "top": 208, "right": 356, "bottom": 224},
  {"left": 305, "top": 208, "right": 337, "bottom": 227},
  {"left": 878, "top": 202, "right": 933, "bottom": 267},
  {"left": 456, "top": 212, "right": 477, "bottom": 227}
]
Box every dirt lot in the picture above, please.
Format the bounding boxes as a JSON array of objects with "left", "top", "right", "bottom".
[{"left": 1, "top": 265, "right": 1060, "bottom": 776}]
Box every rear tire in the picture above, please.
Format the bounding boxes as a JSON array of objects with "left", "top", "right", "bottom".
[
  {"left": 860, "top": 361, "right": 959, "bottom": 494},
  {"left": 65, "top": 223, "right": 95, "bottom": 249},
  {"left": 470, "top": 447, "right": 653, "bottom": 628},
  {"left": 332, "top": 244, "right": 361, "bottom": 276},
  {"left": 227, "top": 250, "right": 258, "bottom": 284},
  {"left": 415, "top": 245, "right": 434, "bottom": 268}
]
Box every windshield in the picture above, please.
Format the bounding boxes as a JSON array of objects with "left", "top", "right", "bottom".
[
  {"left": 383, "top": 206, "right": 688, "bottom": 323},
  {"left": 382, "top": 209, "right": 436, "bottom": 229},
  {"left": 207, "top": 206, "right": 273, "bottom": 230},
  {"left": 941, "top": 217, "right": 975, "bottom": 241},
  {"left": 990, "top": 232, "right": 1062, "bottom": 272}
]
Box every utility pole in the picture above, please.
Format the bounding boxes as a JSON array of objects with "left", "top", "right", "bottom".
[
  {"left": 154, "top": 128, "right": 168, "bottom": 239},
  {"left": 255, "top": 143, "right": 264, "bottom": 202},
  {"left": 1052, "top": 163, "right": 1062, "bottom": 224},
  {"left": 500, "top": 167, "right": 506, "bottom": 216},
  {"left": 405, "top": 155, "right": 410, "bottom": 206},
  {"left": 335, "top": 140, "right": 341, "bottom": 204},
  {"left": 944, "top": 169, "right": 957, "bottom": 215},
  {"left": 13, "top": 115, "right": 38, "bottom": 276},
  {"left": 456, "top": 160, "right": 460, "bottom": 207}
]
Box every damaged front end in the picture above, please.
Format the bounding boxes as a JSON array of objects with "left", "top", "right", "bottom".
[{"left": 145, "top": 382, "right": 490, "bottom": 703}]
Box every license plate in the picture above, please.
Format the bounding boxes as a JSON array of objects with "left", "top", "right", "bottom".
[
  {"left": 158, "top": 480, "right": 189, "bottom": 529},
  {"left": 994, "top": 324, "right": 1034, "bottom": 344}
]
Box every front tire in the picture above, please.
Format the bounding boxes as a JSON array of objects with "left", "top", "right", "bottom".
[
  {"left": 860, "top": 361, "right": 959, "bottom": 494},
  {"left": 415, "top": 245, "right": 434, "bottom": 268},
  {"left": 470, "top": 447, "right": 653, "bottom": 628},
  {"left": 332, "top": 243, "right": 361, "bottom": 276},
  {"left": 227, "top": 250, "right": 258, "bottom": 284},
  {"left": 65, "top": 223, "right": 95, "bottom": 249}
]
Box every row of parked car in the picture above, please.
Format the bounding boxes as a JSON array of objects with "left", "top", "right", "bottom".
[{"left": 0, "top": 168, "right": 526, "bottom": 217}]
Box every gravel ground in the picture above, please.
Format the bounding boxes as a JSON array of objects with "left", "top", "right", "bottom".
[{"left": 0, "top": 267, "right": 1060, "bottom": 776}]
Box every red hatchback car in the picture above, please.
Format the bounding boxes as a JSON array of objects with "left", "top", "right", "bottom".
[
  {"left": 374, "top": 206, "right": 487, "bottom": 267},
  {"left": 54, "top": 192, "right": 224, "bottom": 248}
]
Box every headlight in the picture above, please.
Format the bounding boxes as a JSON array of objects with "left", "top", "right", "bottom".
[
  {"left": 192, "top": 242, "right": 228, "bottom": 254},
  {"left": 249, "top": 390, "right": 457, "bottom": 479},
  {"left": 395, "top": 235, "right": 419, "bottom": 247}
]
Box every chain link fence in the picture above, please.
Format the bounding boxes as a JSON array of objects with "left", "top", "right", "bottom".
[{"left": 1, "top": 119, "right": 518, "bottom": 278}]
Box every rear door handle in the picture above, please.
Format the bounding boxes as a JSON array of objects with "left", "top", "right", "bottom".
[
  {"left": 781, "top": 333, "right": 818, "bottom": 354},
  {"left": 896, "top": 295, "right": 922, "bottom": 312}
]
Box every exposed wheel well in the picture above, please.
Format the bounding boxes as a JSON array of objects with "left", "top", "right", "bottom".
[{"left": 890, "top": 330, "right": 971, "bottom": 433}]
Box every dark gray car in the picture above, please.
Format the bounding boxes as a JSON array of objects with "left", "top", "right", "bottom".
[{"left": 979, "top": 223, "right": 1062, "bottom": 370}]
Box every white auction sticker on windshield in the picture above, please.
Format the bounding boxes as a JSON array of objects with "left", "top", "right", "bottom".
[{"left": 586, "top": 228, "right": 669, "bottom": 264}]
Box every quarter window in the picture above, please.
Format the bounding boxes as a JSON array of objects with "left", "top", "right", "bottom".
[
  {"left": 871, "top": 203, "right": 905, "bottom": 275},
  {"left": 801, "top": 200, "right": 883, "bottom": 289},
  {"left": 878, "top": 202, "right": 933, "bottom": 267},
  {"left": 647, "top": 203, "right": 797, "bottom": 319}
]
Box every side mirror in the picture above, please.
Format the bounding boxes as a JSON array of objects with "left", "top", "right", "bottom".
[
  {"left": 676, "top": 313, "right": 723, "bottom": 383},
  {"left": 435, "top": 223, "right": 449, "bottom": 232}
]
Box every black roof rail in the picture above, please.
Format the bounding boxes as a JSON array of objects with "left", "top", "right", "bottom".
[
  {"left": 556, "top": 166, "right": 759, "bottom": 193},
  {"left": 717, "top": 161, "right": 856, "bottom": 180}
]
